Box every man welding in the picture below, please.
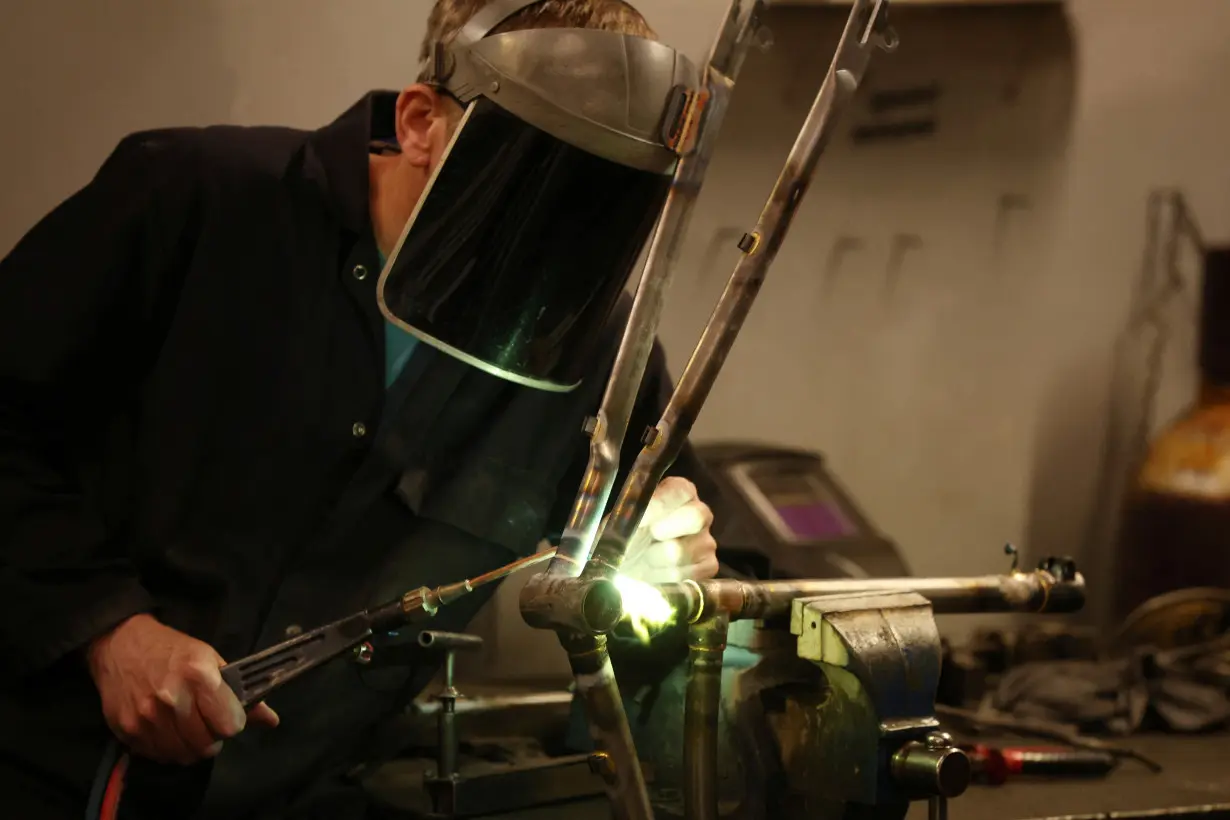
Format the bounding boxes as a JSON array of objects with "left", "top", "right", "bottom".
[{"left": 0, "top": 1, "right": 718, "bottom": 817}]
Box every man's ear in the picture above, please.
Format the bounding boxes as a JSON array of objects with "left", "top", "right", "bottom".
[{"left": 395, "top": 85, "right": 456, "bottom": 167}]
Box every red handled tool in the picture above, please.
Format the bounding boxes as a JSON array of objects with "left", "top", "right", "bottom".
[{"left": 964, "top": 744, "right": 1119, "bottom": 786}]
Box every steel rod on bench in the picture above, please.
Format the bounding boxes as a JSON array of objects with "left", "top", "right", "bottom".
[
  {"left": 522, "top": 566, "right": 1085, "bottom": 637},
  {"left": 660, "top": 567, "right": 1085, "bottom": 625}
]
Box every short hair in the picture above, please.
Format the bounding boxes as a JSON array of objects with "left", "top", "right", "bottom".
[{"left": 417, "top": 0, "right": 656, "bottom": 82}]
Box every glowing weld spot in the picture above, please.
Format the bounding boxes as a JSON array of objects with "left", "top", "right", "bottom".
[{"left": 614, "top": 575, "right": 675, "bottom": 644}]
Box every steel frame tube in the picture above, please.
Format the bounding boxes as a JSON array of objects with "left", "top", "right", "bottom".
[
  {"left": 684, "top": 613, "right": 730, "bottom": 820},
  {"left": 437, "top": 653, "right": 458, "bottom": 781},
  {"left": 546, "top": 0, "right": 765, "bottom": 579},
  {"left": 520, "top": 573, "right": 625, "bottom": 634},
  {"left": 560, "top": 632, "right": 654, "bottom": 820},
  {"left": 585, "top": 0, "right": 896, "bottom": 578},
  {"left": 536, "top": 5, "right": 894, "bottom": 819},
  {"left": 536, "top": 6, "right": 768, "bottom": 818},
  {"left": 661, "top": 569, "right": 1086, "bottom": 625}
]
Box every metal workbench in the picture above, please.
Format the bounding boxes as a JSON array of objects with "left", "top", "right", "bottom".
[
  {"left": 907, "top": 734, "right": 1230, "bottom": 820},
  {"left": 369, "top": 733, "right": 1230, "bottom": 820}
]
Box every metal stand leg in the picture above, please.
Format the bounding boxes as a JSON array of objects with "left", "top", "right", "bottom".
[
  {"left": 929, "top": 796, "right": 948, "bottom": 820},
  {"left": 437, "top": 650, "right": 458, "bottom": 784},
  {"left": 420, "top": 631, "right": 484, "bottom": 818}
]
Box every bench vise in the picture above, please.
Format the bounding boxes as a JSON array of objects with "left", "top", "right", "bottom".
[{"left": 789, "top": 591, "right": 970, "bottom": 820}]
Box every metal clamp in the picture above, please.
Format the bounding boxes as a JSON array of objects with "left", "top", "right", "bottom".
[
  {"left": 661, "top": 86, "right": 711, "bottom": 157},
  {"left": 791, "top": 590, "right": 946, "bottom": 814},
  {"left": 891, "top": 732, "right": 971, "bottom": 803}
]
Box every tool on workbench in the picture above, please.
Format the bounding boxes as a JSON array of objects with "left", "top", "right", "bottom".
[
  {"left": 964, "top": 744, "right": 1119, "bottom": 785},
  {"left": 936, "top": 704, "right": 1163, "bottom": 774}
]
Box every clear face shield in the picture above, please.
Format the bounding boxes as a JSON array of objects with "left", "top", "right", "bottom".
[{"left": 377, "top": 0, "right": 699, "bottom": 391}]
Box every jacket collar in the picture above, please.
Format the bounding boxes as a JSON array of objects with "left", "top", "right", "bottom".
[{"left": 304, "top": 90, "right": 399, "bottom": 235}]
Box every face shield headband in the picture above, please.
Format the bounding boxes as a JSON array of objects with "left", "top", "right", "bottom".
[{"left": 376, "top": 0, "right": 700, "bottom": 391}]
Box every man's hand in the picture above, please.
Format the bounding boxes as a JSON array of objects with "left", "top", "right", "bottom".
[
  {"left": 620, "top": 476, "right": 718, "bottom": 584},
  {"left": 86, "top": 614, "right": 279, "bottom": 765}
]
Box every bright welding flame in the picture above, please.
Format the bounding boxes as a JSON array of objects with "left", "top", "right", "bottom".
[{"left": 614, "top": 575, "right": 676, "bottom": 644}]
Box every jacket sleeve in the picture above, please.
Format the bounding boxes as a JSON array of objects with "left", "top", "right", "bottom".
[{"left": 0, "top": 132, "right": 197, "bottom": 679}]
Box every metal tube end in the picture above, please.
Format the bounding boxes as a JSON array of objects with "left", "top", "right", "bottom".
[
  {"left": 520, "top": 573, "right": 625, "bottom": 634},
  {"left": 891, "top": 734, "right": 971, "bottom": 800},
  {"left": 436, "top": 580, "right": 474, "bottom": 605},
  {"left": 418, "top": 631, "right": 485, "bottom": 651}
]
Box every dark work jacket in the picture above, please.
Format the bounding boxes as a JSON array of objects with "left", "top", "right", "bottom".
[{"left": 0, "top": 92, "right": 712, "bottom": 819}]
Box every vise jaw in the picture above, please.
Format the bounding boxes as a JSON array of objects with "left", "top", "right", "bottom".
[{"left": 788, "top": 591, "right": 970, "bottom": 820}]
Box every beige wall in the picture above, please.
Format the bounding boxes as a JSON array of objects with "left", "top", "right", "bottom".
[
  {"left": 2, "top": 1, "right": 1229, "bottom": 637},
  {"left": 0, "top": 0, "right": 720, "bottom": 255},
  {"left": 665, "top": 0, "right": 1230, "bottom": 629}
]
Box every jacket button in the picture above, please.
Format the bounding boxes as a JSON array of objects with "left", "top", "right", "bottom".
[
  {"left": 352, "top": 264, "right": 369, "bottom": 281},
  {"left": 352, "top": 422, "right": 368, "bottom": 438}
]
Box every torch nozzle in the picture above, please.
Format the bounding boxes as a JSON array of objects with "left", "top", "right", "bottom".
[
  {"left": 393, "top": 549, "right": 561, "bottom": 625},
  {"left": 469, "top": 548, "right": 558, "bottom": 588}
]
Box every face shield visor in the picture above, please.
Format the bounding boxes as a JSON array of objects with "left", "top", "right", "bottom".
[{"left": 377, "top": 2, "right": 698, "bottom": 392}]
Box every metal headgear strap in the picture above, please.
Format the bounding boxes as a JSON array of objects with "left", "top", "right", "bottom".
[{"left": 454, "top": 0, "right": 549, "bottom": 48}]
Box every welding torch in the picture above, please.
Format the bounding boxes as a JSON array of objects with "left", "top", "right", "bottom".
[
  {"left": 89, "top": 550, "right": 560, "bottom": 820},
  {"left": 220, "top": 549, "right": 556, "bottom": 707}
]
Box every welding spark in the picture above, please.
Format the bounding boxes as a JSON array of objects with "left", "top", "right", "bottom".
[{"left": 613, "top": 575, "right": 676, "bottom": 644}]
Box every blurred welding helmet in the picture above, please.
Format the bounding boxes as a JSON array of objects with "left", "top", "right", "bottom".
[{"left": 377, "top": 0, "right": 699, "bottom": 391}]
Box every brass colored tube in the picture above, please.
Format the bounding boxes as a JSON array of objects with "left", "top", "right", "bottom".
[
  {"left": 560, "top": 632, "right": 654, "bottom": 820},
  {"left": 685, "top": 613, "right": 730, "bottom": 820}
]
